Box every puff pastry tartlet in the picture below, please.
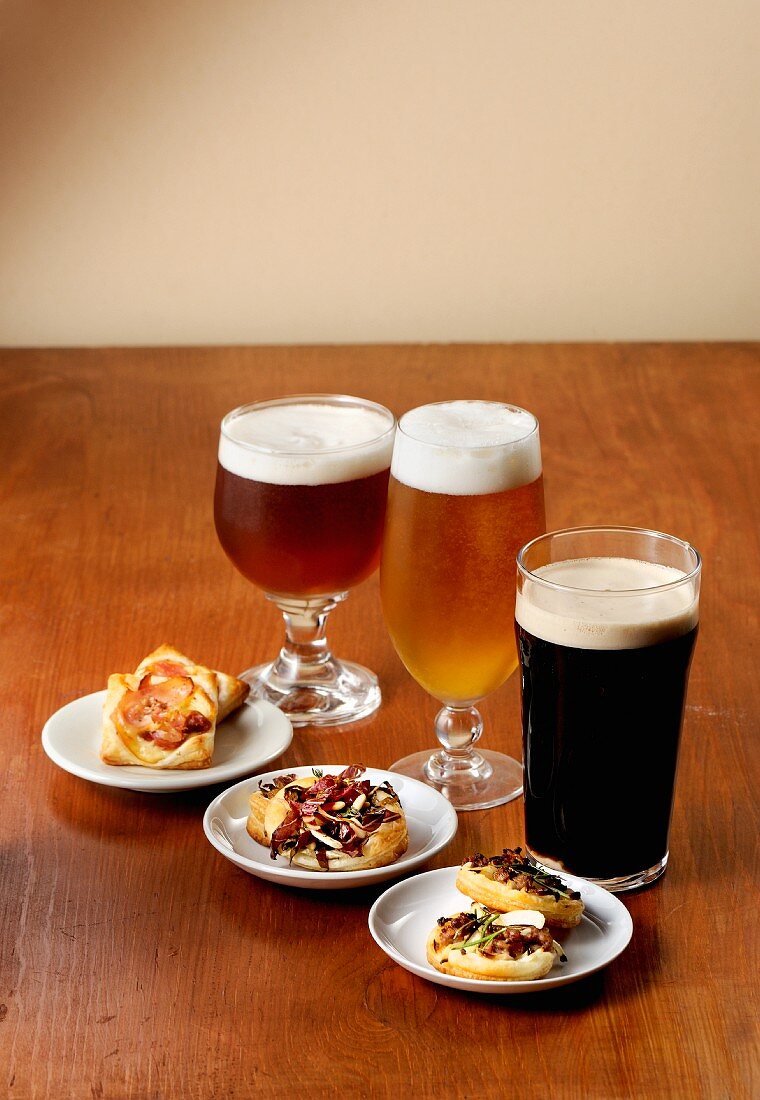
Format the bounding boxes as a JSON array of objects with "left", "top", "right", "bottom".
[
  {"left": 427, "top": 904, "right": 565, "bottom": 982},
  {"left": 456, "top": 848, "right": 584, "bottom": 929},
  {"left": 135, "top": 645, "right": 249, "bottom": 722},
  {"left": 247, "top": 765, "right": 408, "bottom": 871},
  {"left": 100, "top": 645, "right": 249, "bottom": 769}
]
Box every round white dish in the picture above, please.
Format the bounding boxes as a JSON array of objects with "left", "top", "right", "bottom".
[
  {"left": 41, "top": 690, "right": 293, "bottom": 792},
  {"left": 203, "top": 765, "right": 458, "bottom": 890},
  {"left": 368, "top": 865, "right": 633, "bottom": 993}
]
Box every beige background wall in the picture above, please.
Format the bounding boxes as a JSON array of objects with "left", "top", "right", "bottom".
[{"left": 1, "top": 0, "right": 758, "bottom": 346}]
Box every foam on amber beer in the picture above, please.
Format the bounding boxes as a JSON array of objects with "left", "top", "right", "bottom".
[
  {"left": 392, "top": 400, "right": 541, "bottom": 495},
  {"left": 215, "top": 400, "right": 395, "bottom": 596},
  {"left": 218, "top": 402, "right": 394, "bottom": 485}
]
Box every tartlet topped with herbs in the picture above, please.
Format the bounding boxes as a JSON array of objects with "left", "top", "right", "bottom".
[
  {"left": 456, "top": 847, "right": 584, "bottom": 928},
  {"left": 426, "top": 902, "right": 566, "bottom": 981},
  {"left": 246, "top": 765, "right": 408, "bottom": 872}
]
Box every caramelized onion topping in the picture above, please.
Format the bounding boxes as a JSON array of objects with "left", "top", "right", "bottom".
[{"left": 262, "top": 765, "right": 402, "bottom": 869}]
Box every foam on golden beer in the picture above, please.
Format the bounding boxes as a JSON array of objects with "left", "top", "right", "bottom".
[
  {"left": 219, "top": 402, "right": 394, "bottom": 485},
  {"left": 392, "top": 401, "right": 541, "bottom": 495},
  {"left": 516, "top": 557, "right": 699, "bottom": 650}
]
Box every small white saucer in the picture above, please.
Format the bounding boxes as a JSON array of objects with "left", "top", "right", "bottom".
[
  {"left": 369, "top": 865, "right": 633, "bottom": 993},
  {"left": 203, "top": 765, "right": 458, "bottom": 891},
  {"left": 41, "top": 691, "right": 293, "bottom": 792}
]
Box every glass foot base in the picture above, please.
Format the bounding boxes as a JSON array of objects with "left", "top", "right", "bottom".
[
  {"left": 240, "top": 658, "right": 381, "bottom": 728},
  {"left": 528, "top": 851, "right": 669, "bottom": 893},
  {"left": 389, "top": 748, "right": 523, "bottom": 811}
]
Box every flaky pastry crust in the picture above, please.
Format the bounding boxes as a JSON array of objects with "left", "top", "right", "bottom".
[
  {"left": 135, "top": 644, "right": 249, "bottom": 721},
  {"left": 456, "top": 858, "right": 583, "bottom": 929},
  {"left": 100, "top": 668, "right": 218, "bottom": 769},
  {"left": 426, "top": 922, "right": 556, "bottom": 982}
]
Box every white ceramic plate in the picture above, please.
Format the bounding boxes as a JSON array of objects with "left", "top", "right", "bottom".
[
  {"left": 369, "top": 865, "right": 633, "bottom": 993},
  {"left": 41, "top": 691, "right": 293, "bottom": 792},
  {"left": 203, "top": 765, "right": 459, "bottom": 890}
]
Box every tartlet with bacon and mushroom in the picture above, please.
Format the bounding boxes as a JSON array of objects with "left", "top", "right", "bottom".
[
  {"left": 427, "top": 904, "right": 566, "bottom": 981},
  {"left": 246, "top": 765, "right": 408, "bottom": 872},
  {"left": 456, "top": 848, "right": 584, "bottom": 929}
]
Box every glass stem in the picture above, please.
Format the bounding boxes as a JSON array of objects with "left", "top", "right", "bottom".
[
  {"left": 266, "top": 592, "right": 347, "bottom": 678},
  {"left": 434, "top": 705, "right": 484, "bottom": 760}
]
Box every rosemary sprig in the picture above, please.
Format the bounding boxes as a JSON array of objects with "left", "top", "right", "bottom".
[
  {"left": 458, "top": 926, "right": 504, "bottom": 953},
  {"left": 510, "top": 852, "right": 578, "bottom": 900},
  {"left": 448, "top": 909, "right": 500, "bottom": 953},
  {"left": 467, "top": 848, "right": 580, "bottom": 901},
  {"left": 462, "top": 912, "right": 497, "bottom": 944},
  {"left": 457, "top": 919, "right": 510, "bottom": 954}
]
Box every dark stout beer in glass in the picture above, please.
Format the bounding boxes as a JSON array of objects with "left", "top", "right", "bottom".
[
  {"left": 515, "top": 528, "right": 701, "bottom": 892},
  {"left": 214, "top": 396, "right": 395, "bottom": 726}
]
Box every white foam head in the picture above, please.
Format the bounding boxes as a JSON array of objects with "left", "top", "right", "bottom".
[
  {"left": 515, "top": 557, "right": 700, "bottom": 650},
  {"left": 391, "top": 400, "right": 542, "bottom": 495},
  {"left": 219, "top": 399, "right": 395, "bottom": 485}
]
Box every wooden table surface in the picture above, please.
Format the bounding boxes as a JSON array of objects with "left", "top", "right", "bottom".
[{"left": 2, "top": 344, "right": 758, "bottom": 1100}]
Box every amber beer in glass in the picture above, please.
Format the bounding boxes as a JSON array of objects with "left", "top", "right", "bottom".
[
  {"left": 381, "top": 400, "right": 545, "bottom": 809},
  {"left": 516, "top": 526, "right": 701, "bottom": 891},
  {"left": 214, "top": 395, "right": 395, "bottom": 726},
  {"left": 215, "top": 460, "right": 390, "bottom": 596}
]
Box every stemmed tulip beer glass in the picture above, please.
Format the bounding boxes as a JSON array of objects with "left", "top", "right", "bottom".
[
  {"left": 214, "top": 394, "right": 396, "bottom": 727},
  {"left": 380, "top": 400, "right": 546, "bottom": 809}
]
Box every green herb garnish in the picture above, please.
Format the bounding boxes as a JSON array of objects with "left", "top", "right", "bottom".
[{"left": 511, "top": 853, "right": 577, "bottom": 900}]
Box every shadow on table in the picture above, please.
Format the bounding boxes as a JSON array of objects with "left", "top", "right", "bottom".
[
  {"left": 43, "top": 770, "right": 240, "bottom": 841},
  {"left": 42, "top": 766, "right": 663, "bottom": 1016},
  {"left": 418, "top": 898, "right": 662, "bottom": 1014}
]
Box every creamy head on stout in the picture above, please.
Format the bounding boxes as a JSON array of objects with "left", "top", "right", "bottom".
[
  {"left": 392, "top": 400, "right": 541, "bottom": 495},
  {"left": 515, "top": 557, "right": 699, "bottom": 650},
  {"left": 218, "top": 402, "right": 394, "bottom": 486}
]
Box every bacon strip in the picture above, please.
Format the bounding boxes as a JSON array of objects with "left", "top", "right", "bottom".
[
  {"left": 118, "top": 674, "right": 208, "bottom": 749},
  {"left": 145, "top": 660, "right": 190, "bottom": 678}
]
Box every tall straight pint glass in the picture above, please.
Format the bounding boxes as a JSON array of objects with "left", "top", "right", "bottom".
[
  {"left": 381, "top": 400, "right": 545, "bottom": 810},
  {"left": 214, "top": 394, "right": 395, "bottom": 726},
  {"left": 516, "top": 526, "right": 701, "bottom": 891}
]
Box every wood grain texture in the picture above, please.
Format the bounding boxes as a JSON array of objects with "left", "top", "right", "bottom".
[{"left": 1, "top": 344, "right": 758, "bottom": 1100}]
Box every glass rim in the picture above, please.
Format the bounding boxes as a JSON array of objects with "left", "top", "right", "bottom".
[
  {"left": 220, "top": 393, "right": 396, "bottom": 456},
  {"left": 516, "top": 525, "right": 702, "bottom": 596},
  {"left": 397, "top": 399, "right": 539, "bottom": 450}
]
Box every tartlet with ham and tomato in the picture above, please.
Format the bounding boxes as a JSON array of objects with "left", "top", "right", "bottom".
[{"left": 100, "top": 644, "right": 248, "bottom": 769}]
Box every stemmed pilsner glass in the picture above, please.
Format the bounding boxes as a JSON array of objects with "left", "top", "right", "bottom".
[
  {"left": 380, "top": 400, "right": 545, "bottom": 809},
  {"left": 214, "top": 395, "right": 396, "bottom": 727}
]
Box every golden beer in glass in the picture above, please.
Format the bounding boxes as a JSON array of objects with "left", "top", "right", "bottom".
[{"left": 381, "top": 400, "right": 545, "bottom": 809}]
